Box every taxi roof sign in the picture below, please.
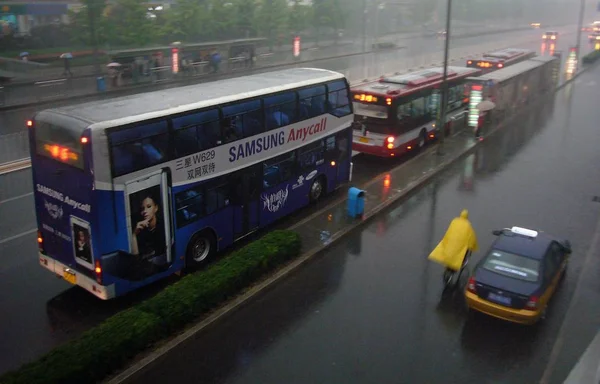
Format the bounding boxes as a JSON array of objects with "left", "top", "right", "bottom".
[{"left": 510, "top": 226, "right": 538, "bottom": 238}]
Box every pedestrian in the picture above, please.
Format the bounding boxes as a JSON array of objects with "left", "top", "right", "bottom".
[{"left": 63, "top": 58, "right": 73, "bottom": 77}]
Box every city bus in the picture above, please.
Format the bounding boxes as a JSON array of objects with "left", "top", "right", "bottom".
[
  {"left": 351, "top": 66, "right": 480, "bottom": 157},
  {"left": 29, "top": 68, "right": 354, "bottom": 299},
  {"left": 466, "top": 48, "right": 536, "bottom": 74}
]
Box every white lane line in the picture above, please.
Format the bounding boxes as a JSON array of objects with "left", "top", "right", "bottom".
[
  {"left": 0, "top": 192, "right": 33, "bottom": 205},
  {"left": 0, "top": 228, "right": 37, "bottom": 245}
]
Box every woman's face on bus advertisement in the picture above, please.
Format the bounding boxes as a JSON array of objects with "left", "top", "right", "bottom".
[
  {"left": 141, "top": 197, "right": 158, "bottom": 221},
  {"left": 78, "top": 231, "right": 85, "bottom": 242}
]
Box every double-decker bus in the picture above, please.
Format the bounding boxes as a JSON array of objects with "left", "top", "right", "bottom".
[
  {"left": 29, "top": 68, "right": 354, "bottom": 299},
  {"left": 466, "top": 48, "right": 536, "bottom": 74},
  {"left": 351, "top": 66, "right": 480, "bottom": 157}
]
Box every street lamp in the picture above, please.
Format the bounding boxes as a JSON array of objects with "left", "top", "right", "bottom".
[{"left": 436, "top": 0, "right": 453, "bottom": 155}]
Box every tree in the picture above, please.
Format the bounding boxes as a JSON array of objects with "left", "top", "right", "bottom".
[
  {"left": 256, "top": 0, "right": 289, "bottom": 49},
  {"left": 161, "top": 0, "right": 208, "bottom": 42},
  {"left": 206, "top": 0, "right": 237, "bottom": 39},
  {"left": 235, "top": 0, "right": 257, "bottom": 38},
  {"left": 66, "top": 0, "right": 109, "bottom": 46},
  {"left": 288, "top": 0, "right": 309, "bottom": 35},
  {"left": 108, "top": 0, "right": 156, "bottom": 46}
]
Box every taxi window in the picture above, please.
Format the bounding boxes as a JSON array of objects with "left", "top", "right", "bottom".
[{"left": 481, "top": 249, "right": 540, "bottom": 283}]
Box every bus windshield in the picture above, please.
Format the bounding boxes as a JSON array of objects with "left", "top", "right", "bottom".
[
  {"left": 34, "top": 121, "right": 84, "bottom": 169},
  {"left": 353, "top": 103, "right": 389, "bottom": 119}
]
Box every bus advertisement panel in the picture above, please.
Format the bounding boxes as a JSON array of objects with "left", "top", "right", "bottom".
[{"left": 30, "top": 68, "right": 354, "bottom": 299}]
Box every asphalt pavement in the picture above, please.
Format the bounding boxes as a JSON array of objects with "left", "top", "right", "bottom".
[
  {"left": 0, "top": 26, "right": 592, "bottom": 377},
  {"left": 118, "top": 64, "right": 600, "bottom": 384}
]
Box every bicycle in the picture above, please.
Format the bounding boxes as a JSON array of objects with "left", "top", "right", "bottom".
[{"left": 442, "top": 250, "right": 472, "bottom": 290}]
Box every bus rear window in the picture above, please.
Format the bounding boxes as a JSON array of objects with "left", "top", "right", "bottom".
[{"left": 34, "top": 121, "right": 84, "bottom": 169}]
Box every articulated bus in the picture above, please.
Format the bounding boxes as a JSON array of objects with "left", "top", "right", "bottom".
[
  {"left": 351, "top": 66, "right": 480, "bottom": 157},
  {"left": 29, "top": 68, "right": 354, "bottom": 299},
  {"left": 466, "top": 48, "right": 536, "bottom": 74}
]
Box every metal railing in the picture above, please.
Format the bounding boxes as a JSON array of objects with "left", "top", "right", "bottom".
[
  {"left": 34, "top": 79, "right": 69, "bottom": 102},
  {"left": 0, "top": 35, "right": 564, "bottom": 173}
]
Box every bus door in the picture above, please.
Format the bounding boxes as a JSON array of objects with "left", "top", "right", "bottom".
[
  {"left": 232, "top": 164, "right": 261, "bottom": 239},
  {"left": 124, "top": 169, "right": 173, "bottom": 277},
  {"left": 335, "top": 131, "right": 351, "bottom": 183}
]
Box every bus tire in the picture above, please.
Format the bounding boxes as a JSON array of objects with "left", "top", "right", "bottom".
[
  {"left": 418, "top": 129, "right": 427, "bottom": 149},
  {"left": 309, "top": 176, "right": 326, "bottom": 203},
  {"left": 186, "top": 230, "right": 216, "bottom": 268}
]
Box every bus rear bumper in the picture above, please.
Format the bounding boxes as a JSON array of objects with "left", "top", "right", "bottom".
[{"left": 39, "top": 253, "right": 116, "bottom": 300}]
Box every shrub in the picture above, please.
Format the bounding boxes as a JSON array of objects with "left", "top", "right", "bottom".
[
  {"left": 0, "top": 230, "right": 301, "bottom": 384},
  {"left": 582, "top": 50, "right": 600, "bottom": 64}
]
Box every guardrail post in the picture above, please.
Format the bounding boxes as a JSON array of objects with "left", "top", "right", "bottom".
[{"left": 0, "top": 86, "right": 5, "bottom": 106}]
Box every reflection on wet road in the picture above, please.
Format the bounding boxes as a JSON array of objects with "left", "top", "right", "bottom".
[
  {"left": 125, "top": 62, "right": 600, "bottom": 384},
  {"left": 0, "top": 27, "right": 592, "bottom": 376}
]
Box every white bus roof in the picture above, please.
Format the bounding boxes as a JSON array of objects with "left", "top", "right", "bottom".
[
  {"left": 37, "top": 68, "right": 345, "bottom": 131},
  {"left": 467, "top": 57, "right": 556, "bottom": 84}
]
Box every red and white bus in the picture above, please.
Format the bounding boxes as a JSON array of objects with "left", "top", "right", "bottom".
[
  {"left": 466, "top": 48, "right": 536, "bottom": 74},
  {"left": 351, "top": 66, "right": 480, "bottom": 157}
]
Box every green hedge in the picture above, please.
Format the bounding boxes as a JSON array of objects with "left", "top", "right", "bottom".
[
  {"left": 0, "top": 230, "right": 301, "bottom": 384},
  {"left": 582, "top": 50, "right": 600, "bottom": 64}
]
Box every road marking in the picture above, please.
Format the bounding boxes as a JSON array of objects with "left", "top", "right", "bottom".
[
  {"left": 539, "top": 210, "right": 600, "bottom": 384},
  {"left": 0, "top": 192, "right": 33, "bottom": 205},
  {"left": 0, "top": 228, "right": 37, "bottom": 245}
]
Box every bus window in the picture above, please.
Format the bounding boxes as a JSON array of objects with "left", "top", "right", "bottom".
[
  {"left": 222, "top": 99, "right": 263, "bottom": 139},
  {"left": 298, "top": 139, "right": 325, "bottom": 171},
  {"left": 264, "top": 92, "right": 297, "bottom": 131},
  {"left": 109, "top": 120, "right": 169, "bottom": 176},
  {"left": 298, "top": 85, "right": 327, "bottom": 119},
  {"left": 175, "top": 186, "right": 204, "bottom": 228},
  {"left": 410, "top": 97, "right": 426, "bottom": 118},
  {"left": 325, "top": 136, "right": 336, "bottom": 152},
  {"left": 397, "top": 103, "right": 411, "bottom": 120},
  {"left": 326, "top": 80, "right": 351, "bottom": 117},
  {"left": 172, "top": 109, "right": 221, "bottom": 157},
  {"left": 263, "top": 152, "right": 296, "bottom": 189},
  {"left": 205, "top": 179, "right": 230, "bottom": 215}
]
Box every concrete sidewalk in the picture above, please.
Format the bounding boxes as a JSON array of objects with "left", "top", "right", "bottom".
[{"left": 563, "top": 330, "right": 600, "bottom": 384}]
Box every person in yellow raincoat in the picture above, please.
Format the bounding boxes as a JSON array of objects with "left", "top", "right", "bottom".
[{"left": 429, "top": 209, "right": 479, "bottom": 273}]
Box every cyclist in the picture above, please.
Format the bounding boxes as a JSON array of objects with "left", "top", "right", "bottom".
[{"left": 429, "top": 209, "right": 479, "bottom": 287}]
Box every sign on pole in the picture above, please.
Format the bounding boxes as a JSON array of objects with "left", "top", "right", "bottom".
[
  {"left": 293, "top": 36, "right": 301, "bottom": 57},
  {"left": 171, "top": 47, "right": 179, "bottom": 74}
]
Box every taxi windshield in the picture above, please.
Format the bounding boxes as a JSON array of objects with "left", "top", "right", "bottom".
[{"left": 481, "top": 249, "right": 540, "bottom": 283}]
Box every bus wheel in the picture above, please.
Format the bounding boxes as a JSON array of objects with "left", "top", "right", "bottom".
[
  {"left": 187, "top": 231, "right": 216, "bottom": 267},
  {"left": 418, "top": 129, "right": 427, "bottom": 149},
  {"left": 310, "top": 176, "right": 326, "bottom": 203}
]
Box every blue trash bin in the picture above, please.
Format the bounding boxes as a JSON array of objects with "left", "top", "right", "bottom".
[
  {"left": 347, "top": 187, "right": 365, "bottom": 218},
  {"left": 96, "top": 76, "right": 106, "bottom": 92}
]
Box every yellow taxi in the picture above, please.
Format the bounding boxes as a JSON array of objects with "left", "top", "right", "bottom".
[{"left": 465, "top": 226, "right": 571, "bottom": 325}]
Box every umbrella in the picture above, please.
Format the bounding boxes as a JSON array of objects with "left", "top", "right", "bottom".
[
  {"left": 476, "top": 100, "right": 496, "bottom": 112},
  {"left": 60, "top": 53, "right": 73, "bottom": 59},
  {"left": 107, "top": 62, "right": 122, "bottom": 67},
  {"left": 19, "top": 52, "right": 29, "bottom": 57}
]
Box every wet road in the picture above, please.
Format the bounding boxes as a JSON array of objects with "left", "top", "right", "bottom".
[
  {"left": 0, "top": 26, "right": 575, "bottom": 137},
  {"left": 0, "top": 26, "right": 588, "bottom": 376},
  {"left": 124, "top": 62, "right": 600, "bottom": 384}
]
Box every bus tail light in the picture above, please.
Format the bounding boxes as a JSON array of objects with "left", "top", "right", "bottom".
[
  {"left": 407, "top": 145, "right": 412, "bottom": 150},
  {"left": 94, "top": 260, "right": 103, "bottom": 284},
  {"left": 26, "top": 120, "right": 33, "bottom": 128},
  {"left": 467, "top": 60, "right": 472, "bottom": 65},
  {"left": 386, "top": 98, "right": 392, "bottom": 105},
  {"left": 526, "top": 296, "right": 539, "bottom": 309},
  {"left": 386, "top": 136, "right": 395, "bottom": 149},
  {"left": 467, "top": 277, "right": 477, "bottom": 293},
  {"left": 81, "top": 137, "right": 89, "bottom": 144},
  {"left": 37, "top": 230, "right": 45, "bottom": 253},
  {"left": 497, "top": 63, "right": 504, "bottom": 68},
  {"left": 330, "top": 161, "right": 336, "bottom": 166},
  {"left": 429, "top": 133, "right": 435, "bottom": 138}
]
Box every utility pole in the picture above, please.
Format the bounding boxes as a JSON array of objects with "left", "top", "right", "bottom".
[
  {"left": 362, "top": 0, "right": 367, "bottom": 53},
  {"left": 88, "top": 0, "right": 101, "bottom": 76},
  {"left": 436, "top": 0, "right": 452, "bottom": 156},
  {"left": 575, "top": 0, "right": 586, "bottom": 63}
]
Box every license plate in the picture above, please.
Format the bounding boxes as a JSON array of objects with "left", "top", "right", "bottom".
[
  {"left": 359, "top": 137, "right": 369, "bottom": 143},
  {"left": 488, "top": 292, "right": 511, "bottom": 306},
  {"left": 63, "top": 270, "right": 77, "bottom": 285}
]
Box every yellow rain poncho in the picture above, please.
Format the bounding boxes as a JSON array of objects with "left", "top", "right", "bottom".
[{"left": 429, "top": 210, "right": 479, "bottom": 271}]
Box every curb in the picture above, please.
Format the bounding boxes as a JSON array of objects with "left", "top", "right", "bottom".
[
  {"left": 0, "top": 27, "right": 543, "bottom": 113},
  {"left": 105, "top": 60, "right": 594, "bottom": 384},
  {"left": 0, "top": 158, "right": 31, "bottom": 175}
]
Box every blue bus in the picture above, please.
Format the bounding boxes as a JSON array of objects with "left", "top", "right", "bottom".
[{"left": 29, "top": 68, "right": 354, "bottom": 299}]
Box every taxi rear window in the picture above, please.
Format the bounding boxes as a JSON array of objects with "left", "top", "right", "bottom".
[{"left": 481, "top": 250, "right": 540, "bottom": 283}]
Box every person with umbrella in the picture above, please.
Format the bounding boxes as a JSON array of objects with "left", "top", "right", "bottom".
[
  {"left": 107, "top": 62, "right": 122, "bottom": 87},
  {"left": 60, "top": 53, "right": 73, "bottom": 76}
]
